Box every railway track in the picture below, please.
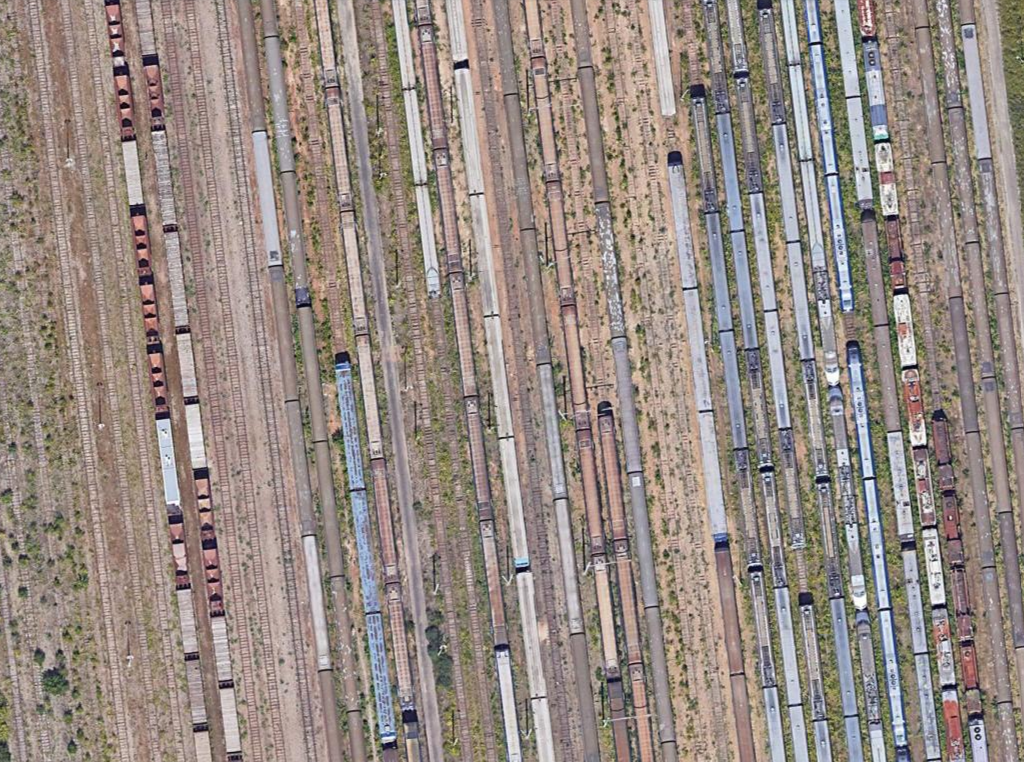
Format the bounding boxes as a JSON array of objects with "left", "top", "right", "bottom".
[
  {"left": 488, "top": 0, "right": 601, "bottom": 755},
  {"left": 686, "top": 36, "right": 786, "bottom": 761},
  {"left": 904, "top": 0, "right": 1024, "bottom": 754},
  {"left": 437, "top": 0, "right": 576, "bottom": 757},
  {"left": 461, "top": 5, "right": 575, "bottom": 754},
  {"left": 755, "top": 3, "right": 868, "bottom": 758},
  {"left": 234, "top": 0, "right": 370, "bottom": 757},
  {"left": 559, "top": 0, "right": 680, "bottom": 755},
  {"left": 22, "top": 0, "right": 187, "bottom": 756}
]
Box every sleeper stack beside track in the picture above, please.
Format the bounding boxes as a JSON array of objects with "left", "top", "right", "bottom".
[
  {"left": 904, "top": 0, "right": 1024, "bottom": 754},
  {"left": 491, "top": 0, "right": 603, "bottom": 755},
  {"left": 232, "top": 0, "right": 368, "bottom": 759},
  {"left": 667, "top": 144, "right": 758, "bottom": 762},
  {"left": 829, "top": 0, "right": 944, "bottom": 756},
  {"left": 103, "top": 2, "right": 241, "bottom": 758},
  {"left": 561, "top": 0, "right": 679, "bottom": 754}
]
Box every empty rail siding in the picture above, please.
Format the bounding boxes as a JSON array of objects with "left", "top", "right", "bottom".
[
  {"left": 852, "top": 1, "right": 971, "bottom": 757},
  {"left": 667, "top": 149, "right": 757, "bottom": 762},
  {"left": 100, "top": 6, "right": 226, "bottom": 757},
  {"left": 232, "top": 0, "right": 366, "bottom": 758},
  {"left": 902, "top": 0, "right": 1023, "bottom": 754},
  {"left": 437, "top": 6, "right": 567, "bottom": 757},
  {"left": 757, "top": 3, "right": 866, "bottom": 758},
  {"left": 491, "top": 0, "right": 601, "bottom": 755},
  {"left": 702, "top": 1, "right": 812, "bottom": 757},
  {"left": 564, "top": 0, "right": 678, "bottom": 754},
  {"left": 690, "top": 82, "right": 788, "bottom": 762},
  {"left": 412, "top": 1, "right": 542, "bottom": 758}
]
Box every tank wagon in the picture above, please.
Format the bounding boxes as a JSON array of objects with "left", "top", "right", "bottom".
[
  {"left": 413, "top": 0, "right": 536, "bottom": 755},
  {"left": 599, "top": 402, "right": 656, "bottom": 761}
]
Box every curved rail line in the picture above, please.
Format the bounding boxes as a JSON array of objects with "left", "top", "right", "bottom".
[
  {"left": 561, "top": 0, "right": 679, "bottom": 755},
  {"left": 829, "top": 0, "right": 943, "bottom": 756},
  {"left": 233, "top": 0, "right": 368, "bottom": 758},
  {"left": 902, "top": 0, "right": 1023, "bottom": 754}
]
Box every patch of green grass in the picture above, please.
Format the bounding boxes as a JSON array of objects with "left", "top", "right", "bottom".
[{"left": 1001, "top": 0, "right": 1024, "bottom": 202}]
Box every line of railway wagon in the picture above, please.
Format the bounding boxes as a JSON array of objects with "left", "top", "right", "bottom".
[
  {"left": 758, "top": 1, "right": 873, "bottom": 758},
  {"left": 667, "top": 146, "right": 758, "bottom": 762},
  {"left": 233, "top": 0, "right": 373, "bottom": 757},
  {"left": 907, "top": 0, "right": 1024, "bottom": 754},
  {"left": 454, "top": 0, "right": 630, "bottom": 750},
  {"left": 847, "top": 0, "right": 983, "bottom": 757},
  {"left": 777, "top": 7, "right": 894, "bottom": 752},
  {"left": 830, "top": 0, "right": 951, "bottom": 757},
  {"left": 698, "top": 1, "right": 813, "bottom": 757},
  {"left": 562, "top": 0, "right": 681, "bottom": 755},
  {"left": 490, "top": 0, "right": 604, "bottom": 755},
  {"left": 412, "top": 1, "right": 535, "bottom": 757},
  {"left": 436, "top": 7, "right": 561, "bottom": 759},
  {"left": 334, "top": 358, "right": 398, "bottom": 749},
  {"left": 103, "top": 2, "right": 241, "bottom": 759},
  {"left": 309, "top": 0, "right": 426, "bottom": 754}
]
